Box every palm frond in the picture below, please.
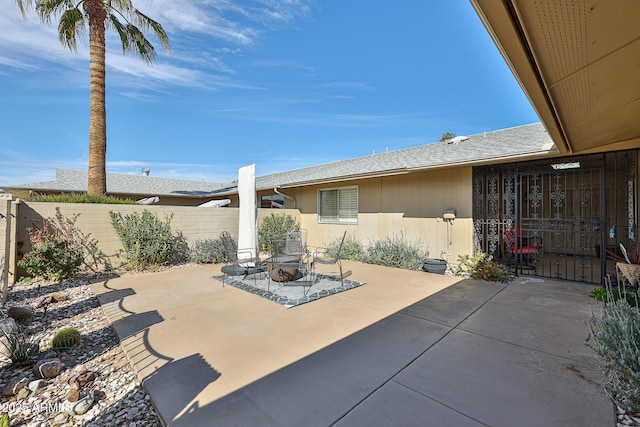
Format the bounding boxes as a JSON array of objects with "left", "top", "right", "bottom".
[
  {"left": 13, "top": 0, "right": 34, "bottom": 19},
  {"left": 36, "top": 0, "right": 76, "bottom": 25},
  {"left": 132, "top": 10, "right": 170, "bottom": 53},
  {"left": 126, "top": 23, "right": 156, "bottom": 63},
  {"left": 57, "top": 7, "right": 86, "bottom": 52},
  {"left": 107, "top": 15, "right": 131, "bottom": 53}
]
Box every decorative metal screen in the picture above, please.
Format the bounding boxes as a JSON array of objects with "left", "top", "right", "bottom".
[{"left": 473, "top": 150, "right": 638, "bottom": 284}]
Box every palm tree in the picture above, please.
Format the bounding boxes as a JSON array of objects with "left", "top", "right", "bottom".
[{"left": 13, "top": 0, "right": 169, "bottom": 195}]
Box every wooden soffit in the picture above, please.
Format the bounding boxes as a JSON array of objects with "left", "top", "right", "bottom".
[{"left": 470, "top": 0, "right": 640, "bottom": 154}]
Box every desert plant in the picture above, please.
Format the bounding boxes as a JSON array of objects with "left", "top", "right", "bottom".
[
  {"left": 110, "top": 210, "right": 177, "bottom": 270},
  {"left": 189, "top": 238, "right": 228, "bottom": 264},
  {"left": 0, "top": 413, "right": 10, "bottom": 427},
  {"left": 1, "top": 328, "right": 38, "bottom": 366},
  {"left": 52, "top": 327, "right": 82, "bottom": 349},
  {"left": 22, "top": 208, "right": 112, "bottom": 274},
  {"left": 363, "top": 234, "right": 423, "bottom": 270},
  {"left": 18, "top": 241, "right": 83, "bottom": 281},
  {"left": 587, "top": 279, "right": 640, "bottom": 412},
  {"left": 457, "top": 252, "right": 514, "bottom": 283},
  {"left": 606, "top": 241, "right": 640, "bottom": 264},
  {"left": 324, "top": 234, "right": 364, "bottom": 261},
  {"left": 258, "top": 213, "right": 300, "bottom": 252}
]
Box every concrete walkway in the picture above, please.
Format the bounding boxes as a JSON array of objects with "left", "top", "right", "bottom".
[{"left": 91, "top": 262, "right": 614, "bottom": 426}]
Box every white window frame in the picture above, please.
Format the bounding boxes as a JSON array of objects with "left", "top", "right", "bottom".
[{"left": 318, "top": 186, "right": 358, "bottom": 224}]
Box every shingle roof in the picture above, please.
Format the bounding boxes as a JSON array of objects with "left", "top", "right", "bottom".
[
  {"left": 6, "top": 169, "right": 228, "bottom": 198},
  {"left": 250, "top": 122, "right": 556, "bottom": 191}
]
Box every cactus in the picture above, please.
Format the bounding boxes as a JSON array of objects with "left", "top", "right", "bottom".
[
  {"left": 52, "top": 328, "right": 82, "bottom": 349},
  {"left": 0, "top": 413, "right": 10, "bottom": 427}
]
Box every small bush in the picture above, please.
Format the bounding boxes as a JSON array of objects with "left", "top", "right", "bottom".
[
  {"left": 189, "top": 238, "right": 228, "bottom": 264},
  {"left": 324, "top": 234, "right": 364, "bottom": 261},
  {"left": 587, "top": 281, "right": 640, "bottom": 412},
  {"left": 18, "top": 241, "right": 83, "bottom": 281},
  {"left": 1, "top": 328, "right": 38, "bottom": 366},
  {"left": 30, "top": 193, "right": 136, "bottom": 204},
  {"left": 590, "top": 286, "right": 638, "bottom": 306},
  {"left": 30, "top": 208, "right": 112, "bottom": 273},
  {"left": 258, "top": 213, "right": 300, "bottom": 252},
  {"left": 110, "top": 210, "right": 177, "bottom": 270},
  {"left": 52, "top": 327, "right": 82, "bottom": 349},
  {"left": 457, "top": 252, "right": 513, "bottom": 283},
  {"left": 363, "top": 234, "right": 423, "bottom": 270}
]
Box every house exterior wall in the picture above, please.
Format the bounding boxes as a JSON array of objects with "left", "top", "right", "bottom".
[{"left": 264, "top": 166, "right": 474, "bottom": 262}]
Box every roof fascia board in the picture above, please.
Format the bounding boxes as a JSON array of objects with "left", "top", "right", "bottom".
[{"left": 468, "top": 0, "right": 572, "bottom": 154}]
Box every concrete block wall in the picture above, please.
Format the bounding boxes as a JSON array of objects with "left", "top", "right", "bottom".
[{"left": 13, "top": 202, "right": 301, "bottom": 282}]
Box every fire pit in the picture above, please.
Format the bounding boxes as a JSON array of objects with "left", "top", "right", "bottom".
[{"left": 267, "top": 255, "right": 300, "bottom": 282}]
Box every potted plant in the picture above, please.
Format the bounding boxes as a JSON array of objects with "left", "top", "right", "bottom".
[{"left": 606, "top": 242, "right": 640, "bottom": 287}]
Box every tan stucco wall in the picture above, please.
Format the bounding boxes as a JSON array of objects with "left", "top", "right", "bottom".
[
  {"left": 13, "top": 202, "right": 299, "bottom": 279},
  {"left": 271, "top": 166, "right": 475, "bottom": 263}
]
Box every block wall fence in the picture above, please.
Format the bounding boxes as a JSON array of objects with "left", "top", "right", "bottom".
[{"left": 7, "top": 201, "right": 300, "bottom": 284}]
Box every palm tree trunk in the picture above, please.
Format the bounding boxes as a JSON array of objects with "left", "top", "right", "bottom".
[{"left": 87, "top": 0, "right": 107, "bottom": 196}]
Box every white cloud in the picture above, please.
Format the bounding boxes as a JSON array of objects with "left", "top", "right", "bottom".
[{"left": 1, "top": 1, "right": 314, "bottom": 91}]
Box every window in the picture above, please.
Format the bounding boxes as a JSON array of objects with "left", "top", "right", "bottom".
[
  {"left": 261, "top": 194, "right": 284, "bottom": 209},
  {"left": 318, "top": 187, "right": 358, "bottom": 223}
]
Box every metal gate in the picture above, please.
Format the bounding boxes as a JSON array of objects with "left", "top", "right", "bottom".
[{"left": 473, "top": 151, "right": 638, "bottom": 284}]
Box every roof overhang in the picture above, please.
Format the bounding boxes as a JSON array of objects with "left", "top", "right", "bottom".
[{"left": 469, "top": 0, "right": 640, "bottom": 154}]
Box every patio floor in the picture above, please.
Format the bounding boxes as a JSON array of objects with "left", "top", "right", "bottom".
[{"left": 91, "top": 261, "right": 614, "bottom": 426}]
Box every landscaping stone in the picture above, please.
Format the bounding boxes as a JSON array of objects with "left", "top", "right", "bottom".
[
  {"left": 0, "top": 275, "right": 162, "bottom": 426},
  {"left": 32, "top": 358, "right": 62, "bottom": 379},
  {"left": 3, "top": 377, "right": 29, "bottom": 396},
  {"left": 7, "top": 306, "right": 33, "bottom": 322},
  {"left": 27, "top": 379, "right": 45, "bottom": 392}
]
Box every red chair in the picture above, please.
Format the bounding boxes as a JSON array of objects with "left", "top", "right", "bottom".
[{"left": 503, "top": 228, "right": 539, "bottom": 271}]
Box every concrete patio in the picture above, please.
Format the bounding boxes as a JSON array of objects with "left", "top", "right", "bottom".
[{"left": 91, "top": 261, "right": 614, "bottom": 426}]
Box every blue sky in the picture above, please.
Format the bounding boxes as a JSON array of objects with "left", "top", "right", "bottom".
[{"left": 0, "top": 1, "right": 538, "bottom": 186}]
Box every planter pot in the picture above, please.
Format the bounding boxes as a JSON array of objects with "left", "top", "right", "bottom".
[{"left": 423, "top": 259, "right": 447, "bottom": 275}]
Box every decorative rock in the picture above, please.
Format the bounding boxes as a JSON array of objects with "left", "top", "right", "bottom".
[
  {"left": 16, "top": 386, "right": 30, "bottom": 400},
  {"left": 32, "top": 358, "right": 62, "bottom": 379},
  {"left": 53, "top": 292, "right": 68, "bottom": 302},
  {"left": 72, "top": 391, "right": 97, "bottom": 415},
  {"left": 0, "top": 318, "right": 19, "bottom": 360},
  {"left": 34, "top": 295, "right": 55, "bottom": 308},
  {"left": 7, "top": 306, "right": 33, "bottom": 322},
  {"left": 4, "top": 377, "right": 29, "bottom": 396},
  {"left": 51, "top": 412, "right": 69, "bottom": 427},
  {"left": 67, "top": 370, "right": 95, "bottom": 390},
  {"left": 66, "top": 388, "right": 80, "bottom": 402},
  {"left": 28, "top": 379, "right": 45, "bottom": 392},
  {"left": 0, "top": 317, "right": 18, "bottom": 333}
]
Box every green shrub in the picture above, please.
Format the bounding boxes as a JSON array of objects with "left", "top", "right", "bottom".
[
  {"left": 0, "top": 413, "right": 10, "bottom": 427},
  {"left": 110, "top": 210, "right": 177, "bottom": 270},
  {"left": 30, "top": 193, "right": 136, "bottom": 204},
  {"left": 189, "top": 238, "right": 228, "bottom": 264},
  {"left": 590, "top": 286, "right": 638, "bottom": 306},
  {"left": 324, "top": 234, "right": 364, "bottom": 261},
  {"left": 363, "top": 234, "right": 423, "bottom": 270},
  {"left": 587, "top": 283, "right": 640, "bottom": 412},
  {"left": 52, "top": 327, "right": 82, "bottom": 349},
  {"left": 457, "top": 252, "right": 514, "bottom": 283},
  {"left": 1, "top": 328, "right": 38, "bottom": 366},
  {"left": 258, "top": 213, "right": 300, "bottom": 252},
  {"left": 20, "top": 208, "right": 112, "bottom": 276},
  {"left": 18, "top": 241, "right": 83, "bottom": 281}
]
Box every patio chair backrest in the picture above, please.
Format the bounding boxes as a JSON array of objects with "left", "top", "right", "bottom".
[
  {"left": 332, "top": 231, "right": 348, "bottom": 262},
  {"left": 220, "top": 231, "right": 238, "bottom": 263}
]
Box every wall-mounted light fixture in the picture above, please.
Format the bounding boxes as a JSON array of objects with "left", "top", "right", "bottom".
[{"left": 551, "top": 162, "right": 580, "bottom": 170}]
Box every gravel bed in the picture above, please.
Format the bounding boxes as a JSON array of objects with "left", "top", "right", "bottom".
[{"left": 0, "top": 274, "right": 163, "bottom": 427}]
